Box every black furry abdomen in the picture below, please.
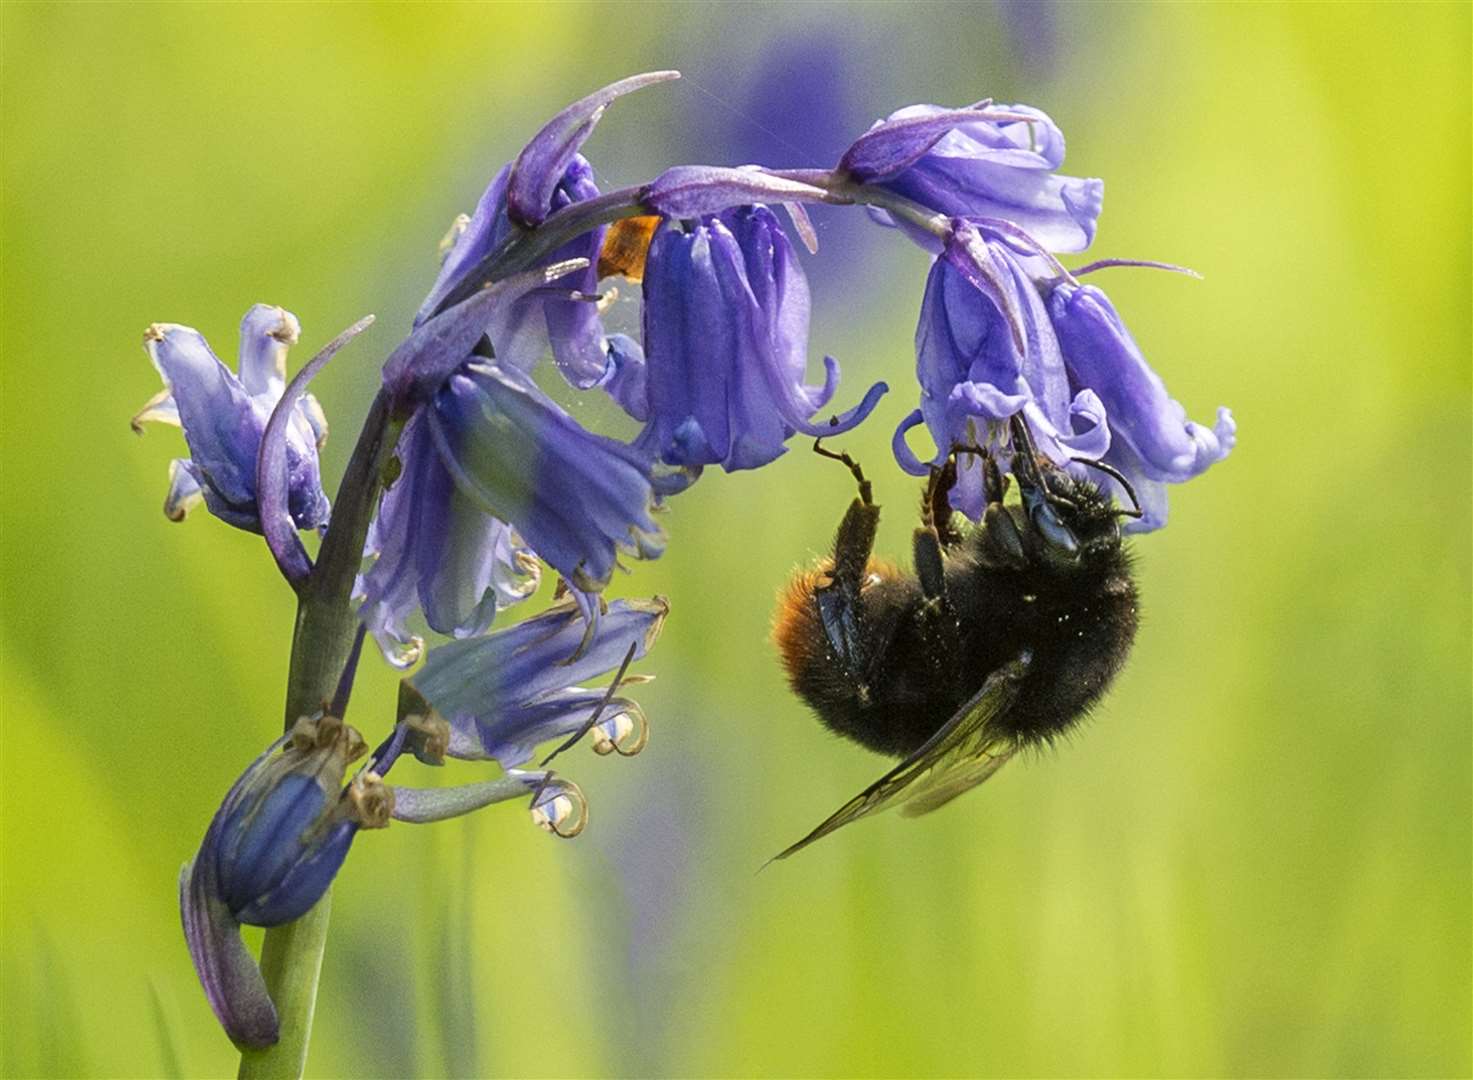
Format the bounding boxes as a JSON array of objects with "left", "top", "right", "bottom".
[{"left": 775, "top": 548, "right": 1139, "bottom": 759}]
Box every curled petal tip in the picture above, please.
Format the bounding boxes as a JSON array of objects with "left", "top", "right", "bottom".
[
  {"left": 508, "top": 71, "right": 680, "bottom": 227},
  {"left": 530, "top": 777, "right": 588, "bottom": 838},
  {"left": 591, "top": 705, "right": 649, "bottom": 757}
]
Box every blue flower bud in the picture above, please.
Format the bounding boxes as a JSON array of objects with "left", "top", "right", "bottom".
[{"left": 180, "top": 714, "right": 392, "bottom": 1048}]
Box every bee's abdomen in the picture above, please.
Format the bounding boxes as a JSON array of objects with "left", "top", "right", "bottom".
[{"left": 772, "top": 563, "right": 939, "bottom": 757}]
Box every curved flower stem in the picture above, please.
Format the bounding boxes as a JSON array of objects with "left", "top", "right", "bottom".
[
  {"left": 238, "top": 386, "right": 406, "bottom": 1079},
  {"left": 765, "top": 168, "right": 953, "bottom": 241}
]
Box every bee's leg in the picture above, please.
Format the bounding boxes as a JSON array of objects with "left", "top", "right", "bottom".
[
  {"left": 976, "top": 450, "right": 1028, "bottom": 570},
  {"left": 921, "top": 454, "right": 965, "bottom": 550},
  {"left": 910, "top": 523, "right": 965, "bottom": 693},
  {"left": 813, "top": 437, "right": 871, "bottom": 507},
  {"left": 913, "top": 452, "right": 966, "bottom": 685},
  {"left": 812, "top": 440, "right": 881, "bottom": 683}
]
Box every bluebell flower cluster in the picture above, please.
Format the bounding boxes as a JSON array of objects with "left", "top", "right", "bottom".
[{"left": 139, "top": 71, "right": 1234, "bottom": 1049}]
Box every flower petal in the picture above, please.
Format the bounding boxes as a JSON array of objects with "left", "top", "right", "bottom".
[
  {"left": 416, "top": 165, "right": 511, "bottom": 326},
  {"left": 1047, "top": 282, "right": 1233, "bottom": 483},
  {"left": 598, "top": 333, "right": 650, "bottom": 421},
  {"left": 432, "top": 363, "right": 664, "bottom": 590},
  {"left": 507, "top": 71, "right": 679, "bottom": 227},
  {"left": 891, "top": 408, "right": 934, "bottom": 476},
  {"left": 411, "top": 597, "right": 668, "bottom": 765},
  {"left": 131, "top": 386, "right": 179, "bottom": 433},
  {"left": 237, "top": 304, "right": 300, "bottom": 399},
  {"left": 142, "top": 323, "right": 261, "bottom": 513},
  {"left": 164, "top": 458, "right": 205, "bottom": 522}
]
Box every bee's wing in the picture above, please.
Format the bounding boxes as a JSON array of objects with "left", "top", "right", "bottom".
[{"left": 771, "top": 652, "right": 1030, "bottom": 861}]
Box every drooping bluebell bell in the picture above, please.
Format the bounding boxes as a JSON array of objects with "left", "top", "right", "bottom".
[
  {"left": 1047, "top": 280, "right": 1236, "bottom": 529},
  {"left": 892, "top": 223, "right": 1109, "bottom": 519},
  {"left": 356, "top": 408, "right": 541, "bottom": 667},
  {"left": 415, "top": 72, "right": 679, "bottom": 388},
  {"left": 409, "top": 596, "right": 666, "bottom": 767},
  {"left": 892, "top": 224, "right": 1233, "bottom": 529},
  {"left": 631, "top": 204, "right": 887, "bottom": 472},
  {"left": 180, "top": 713, "right": 391, "bottom": 1048},
  {"left": 842, "top": 101, "right": 1104, "bottom": 254},
  {"left": 413, "top": 360, "right": 664, "bottom": 592},
  {"left": 416, "top": 156, "right": 609, "bottom": 387},
  {"left": 133, "top": 305, "right": 330, "bottom": 532},
  {"left": 365, "top": 291, "right": 663, "bottom": 664}
]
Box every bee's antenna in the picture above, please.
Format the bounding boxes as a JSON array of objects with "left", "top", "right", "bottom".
[
  {"left": 1069, "top": 456, "right": 1144, "bottom": 519},
  {"left": 813, "top": 438, "right": 872, "bottom": 506}
]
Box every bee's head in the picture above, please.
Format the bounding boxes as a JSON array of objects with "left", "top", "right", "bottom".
[{"left": 1007, "top": 415, "right": 1138, "bottom": 568}]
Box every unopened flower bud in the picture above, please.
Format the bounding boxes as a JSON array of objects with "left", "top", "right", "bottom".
[
  {"left": 180, "top": 714, "right": 384, "bottom": 1048},
  {"left": 212, "top": 714, "right": 369, "bottom": 927}
]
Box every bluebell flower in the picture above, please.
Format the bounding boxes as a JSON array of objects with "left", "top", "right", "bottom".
[
  {"left": 401, "top": 359, "right": 663, "bottom": 594},
  {"left": 844, "top": 102, "right": 1104, "bottom": 254},
  {"left": 133, "top": 305, "right": 330, "bottom": 532},
  {"left": 632, "top": 204, "right": 886, "bottom": 472},
  {"left": 409, "top": 596, "right": 667, "bottom": 766},
  {"left": 416, "top": 156, "right": 610, "bottom": 387},
  {"left": 357, "top": 409, "right": 541, "bottom": 667},
  {"left": 893, "top": 227, "right": 1108, "bottom": 519},
  {"left": 892, "top": 230, "right": 1234, "bottom": 529},
  {"left": 1047, "top": 280, "right": 1236, "bottom": 529},
  {"left": 180, "top": 713, "right": 391, "bottom": 1048},
  {"left": 415, "top": 73, "right": 678, "bottom": 389}
]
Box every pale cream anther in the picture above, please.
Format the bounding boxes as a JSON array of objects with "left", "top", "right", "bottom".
[{"left": 438, "top": 214, "right": 471, "bottom": 261}]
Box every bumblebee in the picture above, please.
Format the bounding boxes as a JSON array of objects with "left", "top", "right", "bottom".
[{"left": 771, "top": 415, "right": 1141, "bottom": 859}]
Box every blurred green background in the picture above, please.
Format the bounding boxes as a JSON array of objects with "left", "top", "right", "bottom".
[{"left": 2, "top": 3, "right": 1469, "bottom": 1077}]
